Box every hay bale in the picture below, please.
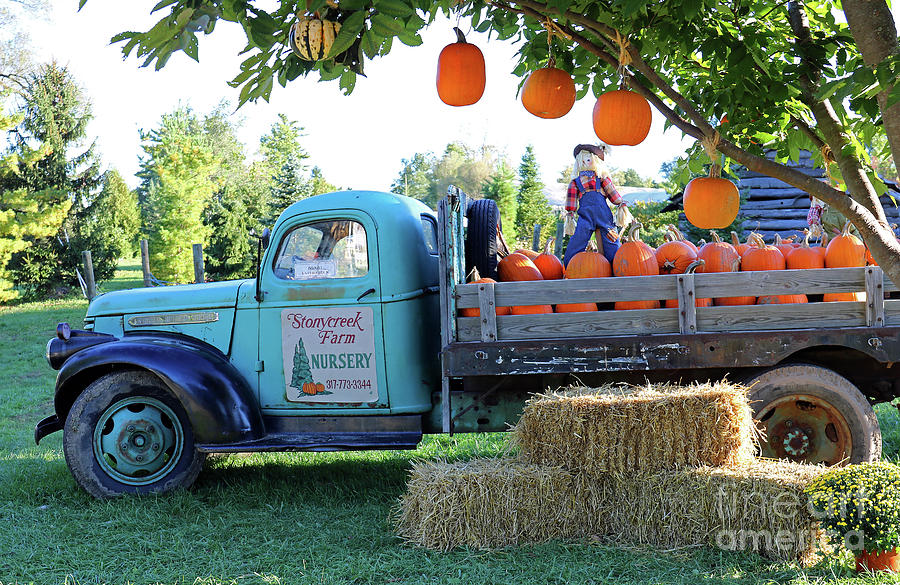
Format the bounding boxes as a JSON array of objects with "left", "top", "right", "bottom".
[
  {"left": 575, "top": 458, "right": 828, "bottom": 563},
  {"left": 393, "top": 458, "right": 587, "bottom": 551},
  {"left": 513, "top": 381, "right": 757, "bottom": 474},
  {"left": 394, "top": 458, "right": 826, "bottom": 562}
]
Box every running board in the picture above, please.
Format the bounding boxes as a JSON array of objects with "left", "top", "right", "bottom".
[{"left": 197, "top": 431, "right": 423, "bottom": 453}]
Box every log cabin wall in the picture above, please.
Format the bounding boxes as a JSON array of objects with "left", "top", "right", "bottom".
[{"left": 733, "top": 150, "right": 900, "bottom": 242}]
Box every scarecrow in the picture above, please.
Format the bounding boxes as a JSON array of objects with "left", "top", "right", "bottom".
[{"left": 563, "top": 143, "right": 633, "bottom": 267}]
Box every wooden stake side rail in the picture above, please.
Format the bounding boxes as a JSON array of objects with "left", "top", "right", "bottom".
[{"left": 454, "top": 266, "right": 895, "bottom": 342}]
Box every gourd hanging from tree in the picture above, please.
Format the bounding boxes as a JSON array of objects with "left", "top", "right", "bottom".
[
  {"left": 592, "top": 35, "right": 651, "bottom": 145},
  {"left": 521, "top": 21, "right": 575, "bottom": 119},
  {"left": 683, "top": 133, "right": 740, "bottom": 229},
  {"left": 290, "top": 15, "right": 342, "bottom": 61},
  {"left": 436, "top": 27, "right": 485, "bottom": 107}
]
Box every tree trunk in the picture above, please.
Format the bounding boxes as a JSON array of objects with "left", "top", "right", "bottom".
[{"left": 843, "top": 0, "right": 900, "bottom": 180}]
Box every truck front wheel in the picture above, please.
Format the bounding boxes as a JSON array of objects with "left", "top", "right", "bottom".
[
  {"left": 745, "top": 364, "right": 881, "bottom": 465},
  {"left": 63, "top": 371, "right": 205, "bottom": 498}
]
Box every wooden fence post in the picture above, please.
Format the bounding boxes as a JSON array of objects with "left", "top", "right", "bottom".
[
  {"left": 532, "top": 224, "right": 541, "bottom": 251},
  {"left": 140, "top": 239, "right": 152, "bottom": 287},
  {"left": 82, "top": 250, "right": 96, "bottom": 301},
  {"left": 192, "top": 243, "right": 205, "bottom": 284},
  {"left": 554, "top": 220, "right": 564, "bottom": 258}
]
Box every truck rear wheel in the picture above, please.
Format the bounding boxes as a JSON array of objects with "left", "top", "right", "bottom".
[
  {"left": 465, "top": 198, "right": 502, "bottom": 280},
  {"left": 745, "top": 364, "right": 881, "bottom": 465},
  {"left": 63, "top": 371, "right": 205, "bottom": 498}
]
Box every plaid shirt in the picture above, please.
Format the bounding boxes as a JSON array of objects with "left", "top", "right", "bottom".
[{"left": 565, "top": 172, "right": 624, "bottom": 212}]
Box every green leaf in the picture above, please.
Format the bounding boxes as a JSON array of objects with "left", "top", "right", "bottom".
[
  {"left": 370, "top": 13, "right": 403, "bottom": 36},
  {"left": 374, "top": 0, "right": 414, "bottom": 18},
  {"left": 397, "top": 30, "right": 422, "bottom": 46},
  {"left": 339, "top": 69, "right": 357, "bottom": 94},
  {"left": 184, "top": 34, "right": 199, "bottom": 61},
  {"left": 151, "top": 0, "right": 179, "bottom": 13},
  {"left": 337, "top": 0, "right": 370, "bottom": 10},
  {"left": 326, "top": 10, "right": 367, "bottom": 58},
  {"left": 887, "top": 84, "right": 900, "bottom": 110},
  {"left": 361, "top": 28, "right": 382, "bottom": 59}
]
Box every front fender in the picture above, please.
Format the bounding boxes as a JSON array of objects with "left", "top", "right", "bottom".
[{"left": 52, "top": 333, "right": 264, "bottom": 445}]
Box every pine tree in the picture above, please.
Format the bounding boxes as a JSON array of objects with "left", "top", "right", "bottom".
[
  {"left": 515, "top": 145, "right": 555, "bottom": 247},
  {"left": 482, "top": 162, "right": 518, "bottom": 242},
  {"left": 391, "top": 152, "right": 436, "bottom": 205},
  {"left": 268, "top": 152, "right": 310, "bottom": 222},
  {"left": 290, "top": 338, "right": 313, "bottom": 389},
  {"left": 308, "top": 166, "right": 337, "bottom": 196}
]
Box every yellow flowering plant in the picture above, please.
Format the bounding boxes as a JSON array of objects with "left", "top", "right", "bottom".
[{"left": 804, "top": 462, "right": 900, "bottom": 554}]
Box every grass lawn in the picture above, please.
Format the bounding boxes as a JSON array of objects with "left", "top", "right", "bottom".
[{"left": 2, "top": 259, "right": 900, "bottom": 584}]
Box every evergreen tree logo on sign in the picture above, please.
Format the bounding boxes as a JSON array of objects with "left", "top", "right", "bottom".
[{"left": 282, "top": 308, "right": 378, "bottom": 403}]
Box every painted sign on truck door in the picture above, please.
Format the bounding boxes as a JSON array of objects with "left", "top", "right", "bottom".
[{"left": 281, "top": 307, "right": 378, "bottom": 402}]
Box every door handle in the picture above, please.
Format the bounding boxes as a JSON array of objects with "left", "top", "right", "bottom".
[{"left": 357, "top": 288, "right": 376, "bottom": 302}]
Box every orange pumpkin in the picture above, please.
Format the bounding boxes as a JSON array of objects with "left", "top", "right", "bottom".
[
  {"left": 533, "top": 239, "right": 565, "bottom": 279},
  {"left": 315, "top": 382, "right": 325, "bottom": 393},
  {"left": 696, "top": 232, "right": 740, "bottom": 273},
  {"left": 615, "top": 300, "right": 661, "bottom": 310},
  {"left": 510, "top": 304, "right": 553, "bottom": 315},
  {"left": 436, "top": 28, "right": 485, "bottom": 107},
  {"left": 497, "top": 253, "right": 544, "bottom": 282},
  {"left": 592, "top": 89, "right": 652, "bottom": 146},
  {"left": 866, "top": 247, "right": 877, "bottom": 266},
  {"left": 683, "top": 177, "right": 740, "bottom": 229},
  {"left": 656, "top": 230, "right": 698, "bottom": 275},
  {"left": 824, "top": 292, "right": 866, "bottom": 302},
  {"left": 825, "top": 222, "right": 865, "bottom": 268},
  {"left": 667, "top": 225, "right": 699, "bottom": 254},
  {"left": 565, "top": 248, "right": 612, "bottom": 279},
  {"left": 555, "top": 302, "right": 598, "bottom": 312},
  {"left": 731, "top": 231, "right": 751, "bottom": 257},
  {"left": 741, "top": 234, "right": 785, "bottom": 271},
  {"left": 757, "top": 294, "right": 808, "bottom": 304},
  {"left": 513, "top": 248, "right": 541, "bottom": 261},
  {"left": 773, "top": 233, "right": 797, "bottom": 258},
  {"left": 459, "top": 276, "right": 512, "bottom": 317},
  {"left": 714, "top": 295, "right": 756, "bottom": 306},
  {"left": 785, "top": 230, "right": 824, "bottom": 270},
  {"left": 302, "top": 382, "right": 317, "bottom": 395},
  {"left": 521, "top": 61, "right": 575, "bottom": 119},
  {"left": 613, "top": 224, "right": 659, "bottom": 277}
]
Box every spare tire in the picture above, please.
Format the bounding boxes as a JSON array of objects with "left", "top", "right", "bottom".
[{"left": 465, "top": 198, "right": 502, "bottom": 280}]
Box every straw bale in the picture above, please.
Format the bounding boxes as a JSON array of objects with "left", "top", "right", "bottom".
[
  {"left": 395, "top": 457, "right": 827, "bottom": 563},
  {"left": 394, "top": 458, "right": 588, "bottom": 551},
  {"left": 574, "top": 458, "right": 828, "bottom": 563},
  {"left": 513, "top": 381, "right": 757, "bottom": 474}
]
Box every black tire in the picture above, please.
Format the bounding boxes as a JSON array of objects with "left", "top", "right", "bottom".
[
  {"left": 63, "top": 371, "right": 205, "bottom": 498},
  {"left": 745, "top": 364, "right": 881, "bottom": 465},
  {"left": 465, "top": 198, "right": 502, "bottom": 280}
]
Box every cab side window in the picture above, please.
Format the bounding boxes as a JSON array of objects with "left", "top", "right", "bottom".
[{"left": 274, "top": 220, "right": 369, "bottom": 280}]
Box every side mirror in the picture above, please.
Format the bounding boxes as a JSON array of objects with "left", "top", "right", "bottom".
[{"left": 260, "top": 228, "right": 270, "bottom": 250}]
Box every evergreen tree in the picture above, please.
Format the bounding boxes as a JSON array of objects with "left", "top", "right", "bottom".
[
  {"left": 0, "top": 109, "right": 70, "bottom": 302},
  {"left": 308, "top": 166, "right": 337, "bottom": 196},
  {"left": 290, "top": 338, "right": 313, "bottom": 389},
  {"left": 515, "top": 146, "right": 555, "bottom": 247},
  {"left": 140, "top": 107, "right": 217, "bottom": 283},
  {"left": 482, "top": 162, "right": 518, "bottom": 242},
  {"left": 391, "top": 152, "right": 436, "bottom": 205},
  {"left": 268, "top": 152, "right": 310, "bottom": 222},
  {"left": 204, "top": 193, "right": 253, "bottom": 280},
  {"left": 259, "top": 113, "right": 308, "bottom": 179}
]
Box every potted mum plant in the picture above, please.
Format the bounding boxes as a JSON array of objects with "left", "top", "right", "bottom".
[{"left": 805, "top": 462, "right": 900, "bottom": 572}]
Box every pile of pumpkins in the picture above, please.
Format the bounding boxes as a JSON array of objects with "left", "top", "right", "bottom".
[{"left": 463, "top": 221, "right": 872, "bottom": 316}]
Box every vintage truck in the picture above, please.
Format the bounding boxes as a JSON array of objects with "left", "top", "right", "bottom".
[{"left": 37, "top": 188, "right": 900, "bottom": 497}]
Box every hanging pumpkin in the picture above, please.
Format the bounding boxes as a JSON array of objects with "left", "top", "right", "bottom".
[
  {"left": 785, "top": 230, "right": 824, "bottom": 270},
  {"left": 825, "top": 221, "right": 866, "bottom": 268},
  {"left": 521, "top": 58, "right": 576, "bottom": 119},
  {"left": 592, "top": 89, "right": 652, "bottom": 146},
  {"left": 655, "top": 229, "right": 698, "bottom": 275},
  {"left": 664, "top": 260, "right": 712, "bottom": 308},
  {"left": 741, "top": 233, "right": 785, "bottom": 271},
  {"left": 757, "top": 294, "right": 808, "bottom": 305},
  {"left": 696, "top": 232, "right": 740, "bottom": 273},
  {"left": 683, "top": 177, "right": 740, "bottom": 229},
  {"left": 613, "top": 223, "right": 659, "bottom": 277},
  {"left": 555, "top": 302, "right": 598, "bottom": 312},
  {"left": 436, "top": 28, "right": 486, "bottom": 107},
  {"left": 533, "top": 238, "right": 565, "bottom": 279},
  {"left": 289, "top": 15, "right": 342, "bottom": 61},
  {"left": 497, "top": 252, "right": 544, "bottom": 281},
  {"left": 565, "top": 244, "right": 612, "bottom": 279}
]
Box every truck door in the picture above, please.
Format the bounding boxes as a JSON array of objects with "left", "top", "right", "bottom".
[{"left": 256, "top": 211, "right": 388, "bottom": 413}]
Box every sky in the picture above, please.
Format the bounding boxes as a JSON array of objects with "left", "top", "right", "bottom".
[{"left": 20, "top": 1, "right": 900, "bottom": 195}]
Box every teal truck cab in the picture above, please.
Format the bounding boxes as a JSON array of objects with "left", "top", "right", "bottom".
[{"left": 38, "top": 188, "right": 900, "bottom": 497}]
